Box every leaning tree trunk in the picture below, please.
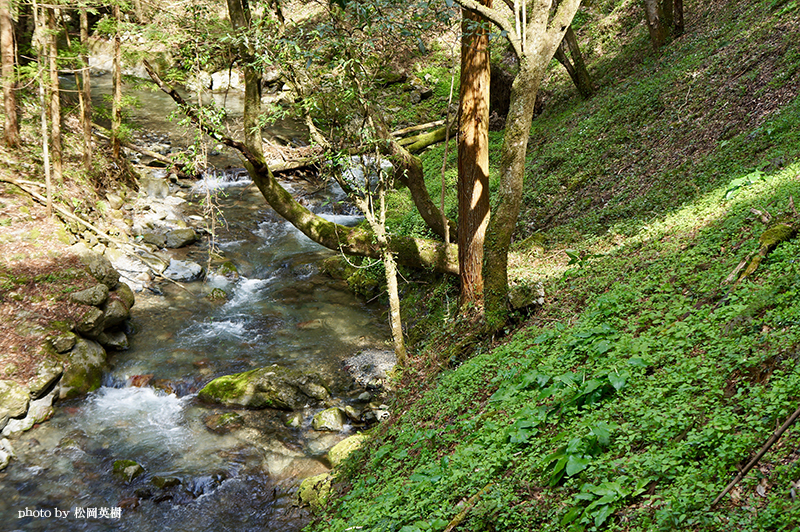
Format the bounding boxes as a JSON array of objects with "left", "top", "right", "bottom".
[
  {"left": 555, "top": 26, "right": 593, "bottom": 98},
  {"left": 458, "top": 1, "right": 492, "bottom": 313},
  {"left": 1, "top": 0, "right": 18, "bottom": 148}
]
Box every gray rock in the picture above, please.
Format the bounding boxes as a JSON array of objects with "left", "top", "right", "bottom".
[
  {"left": 96, "top": 330, "right": 129, "bottom": 351},
  {"left": 59, "top": 338, "right": 107, "bottom": 400},
  {"left": 140, "top": 175, "right": 170, "bottom": 199},
  {"left": 106, "top": 192, "right": 125, "bottom": 210},
  {"left": 112, "top": 282, "right": 135, "bottom": 310},
  {"left": 312, "top": 408, "right": 346, "bottom": 432},
  {"left": 344, "top": 349, "right": 396, "bottom": 389},
  {"left": 102, "top": 298, "right": 131, "bottom": 328},
  {"left": 0, "top": 438, "right": 14, "bottom": 471},
  {"left": 48, "top": 332, "right": 77, "bottom": 354},
  {"left": 69, "top": 284, "right": 110, "bottom": 306},
  {"left": 141, "top": 232, "right": 167, "bottom": 247},
  {"left": 28, "top": 359, "right": 63, "bottom": 399},
  {"left": 70, "top": 243, "right": 120, "bottom": 289},
  {"left": 163, "top": 259, "right": 204, "bottom": 282},
  {"left": 508, "top": 281, "right": 545, "bottom": 310},
  {"left": 0, "top": 380, "right": 30, "bottom": 420},
  {"left": 75, "top": 306, "right": 105, "bottom": 336},
  {"left": 198, "top": 365, "right": 331, "bottom": 411},
  {"left": 186, "top": 70, "right": 212, "bottom": 92},
  {"left": 165, "top": 228, "right": 197, "bottom": 248},
  {"left": 2, "top": 389, "right": 56, "bottom": 436},
  {"left": 211, "top": 70, "right": 244, "bottom": 92}
]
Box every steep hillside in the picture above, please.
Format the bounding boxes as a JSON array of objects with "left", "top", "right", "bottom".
[{"left": 308, "top": 1, "right": 800, "bottom": 531}]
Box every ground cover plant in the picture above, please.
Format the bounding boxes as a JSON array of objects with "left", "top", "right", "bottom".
[{"left": 307, "top": 0, "right": 800, "bottom": 530}]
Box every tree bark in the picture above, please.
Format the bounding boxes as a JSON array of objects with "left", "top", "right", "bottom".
[
  {"left": 80, "top": 9, "right": 92, "bottom": 171},
  {"left": 555, "top": 26, "right": 593, "bottom": 98},
  {"left": 47, "top": 8, "right": 62, "bottom": 183},
  {"left": 644, "top": 0, "right": 670, "bottom": 49},
  {"left": 1, "top": 0, "right": 18, "bottom": 148},
  {"left": 454, "top": 0, "right": 582, "bottom": 331},
  {"left": 226, "top": 0, "right": 263, "bottom": 159},
  {"left": 111, "top": 4, "right": 122, "bottom": 160},
  {"left": 672, "top": 0, "right": 684, "bottom": 36},
  {"left": 458, "top": 1, "right": 492, "bottom": 312},
  {"left": 143, "top": 60, "right": 459, "bottom": 275}
]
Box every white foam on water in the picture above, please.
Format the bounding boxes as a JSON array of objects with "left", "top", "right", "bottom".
[{"left": 78, "top": 387, "right": 190, "bottom": 451}]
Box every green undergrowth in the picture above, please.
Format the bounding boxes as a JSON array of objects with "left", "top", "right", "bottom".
[
  {"left": 308, "top": 1, "right": 800, "bottom": 531},
  {"left": 311, "top": 162, "right": 800, "bottom": 532}
]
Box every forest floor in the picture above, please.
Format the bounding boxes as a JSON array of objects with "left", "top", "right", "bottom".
[{"left": 309, "top": 1, "right": 800, "bottom": 531}]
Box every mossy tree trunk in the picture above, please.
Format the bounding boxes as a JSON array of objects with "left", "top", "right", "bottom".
[
  {"left": 1, "top": 0, "right": 19, "bottom": 148},
  {"left": 226, "top": 0, "right": 263, "bottom": 160},
  {"left": 458, "top": 1, "right": 492, "bottom": 313},
  {"left": 554, "top": 26, "right": 593, "bottom": 98},
  {"left": 144, "top": 60, "right": 459, "bottom": 276},
  {"left": 455, "top": 0, "right": 582, "bottom": 331},
  {"left": 644, "top": 0, "right": 683, "bottom": 48}
]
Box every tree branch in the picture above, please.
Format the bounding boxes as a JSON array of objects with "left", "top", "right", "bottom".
[{"left": 453, "top": 0, "right": 522, "bottom": 58}]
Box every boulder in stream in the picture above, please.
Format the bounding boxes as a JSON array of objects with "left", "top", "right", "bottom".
[
  {"left": 59, "top": 338, "right": 107, "bottom": 400},
  {"left": 198, "top": 365, "right": 330, "bottom": 411}
]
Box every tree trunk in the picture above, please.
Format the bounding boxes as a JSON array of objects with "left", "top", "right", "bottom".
[
  {"left": 226, "top": 0, "right": 263, "bottom": 159},
  {"left": 458, "top": 1, "right": 492, "bottom": 312},
  {"left": 561, "top": 26, "right": 593, "bottom": 98},
  {"left": 32, "top": 1, "right": 51, "bottom": 216},
  {"left": 482, "top": 60, "right": 544, "bottom": 330},
  {"left": 47, "top": 8, "right": 61, "bottom": 183},
  {"left": 80, "top": 9, "right": 92, "bottom": 171},
  {"left": 672, "top": 0, "right": 684, "bottom": 36},
  {"left": 144, "top": 58, "right": 459, "bottom": 275},
  {"left": 644, "top": 0, "right": 670, "bottom": 49},
  {"left": 111, "top": 4, "right": 122, "bottom": 160},
  {"left": 1, "top": 0, "right": 19, "bottom": 148}
]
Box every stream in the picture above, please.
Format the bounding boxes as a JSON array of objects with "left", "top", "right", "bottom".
[{"left": 0, "top": 77, "right": 390, "bottom": 531}]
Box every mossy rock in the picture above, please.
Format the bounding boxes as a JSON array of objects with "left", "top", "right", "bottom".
[
  {"left": 206, "top": 288, "right": 229, "bottom": 302},
  {"left": 113, "top": 282, "right": 135, "bottom": 310},
  {"left": 312, "top": 407, "right": 347, "bottom": 432},
  {"left": 215, "top": 261, "right": 239, "bottom": 280},
  {"left": 198, "top": 365, "right": 330, "bottom": 411},
  {"left": 0, "top": 380, "right": 30, "bottom": 419},
  {"left": 151, "top": 476, "right": 181, "bottom": 489},
  {"left": 113, "top": 459, "right": 144, "bottom": 482},
  {"left": 296, "top": 472, "right": 332, "bottom": 511},
  {"left": 59, "top": 338, "right": 106, "bottom": 400},
  {"left": 203, "top": 411, "right": 243, "bottom": 433},
  {"left": 328, "top": 433, "right": 370, "bottom": 467}
]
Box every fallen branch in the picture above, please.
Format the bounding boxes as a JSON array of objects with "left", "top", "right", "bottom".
[
  {"left": 391, "top": 119, "right": 446, "bottom": 138},
  {"left": 92, "top": 123, "right": 193, "bottom": 178},
  {"left": 723, "top": 222, "right": 796, "bottom": 287},
  {"left": 443, "top": 483, "right": 493, "bottom": 532},
  {"left": 398, "top": 119, "right": 458, "bottom": 154},
  {"left": 712, "top": 403, "right": 800, "bottom": 507}
]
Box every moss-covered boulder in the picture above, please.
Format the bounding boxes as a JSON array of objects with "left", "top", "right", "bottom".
[
  {"left": 295, "top": 472, "right": 332, "bottom": 511},
  {"left": 75, "top": 306, "right": 105, "bottom": 336},
  {"left": 59, "top": 338, "right": 106, "bottom": 400},
  {"left": 0, "top": 380, "right": 30, "bottom": 427},
  {"left": 102, "top": 297, "right": 131, "bottom": 328},
  {"left": 71, "top": 243, "right": 120, "bottom": 289},
  {"left": 312, "top": 407, "right": 347, "bottom": 432},
  {"left": 113, "top": 459, "right": 144, "bottom": 482},
  {"left": 328, "top": 433, "right": 370, "bottom": 467},
  {"left": 69, "top": 284, "right": 110, "bottom": 306},
  {"left": 198, "top": 365, "right": 330, "bottom": 411},
  {"left": 113, "top": 282, "right": 135, "bottom": 311},
  {"left": 28, "top": 359, "right": 63, "bottom": 399}
]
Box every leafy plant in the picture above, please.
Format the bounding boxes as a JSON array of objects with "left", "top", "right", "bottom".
[{"left": 561, "top": 476, "right": 651, "bottom": 531}]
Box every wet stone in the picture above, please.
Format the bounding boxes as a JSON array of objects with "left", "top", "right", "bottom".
[
  {"left": 113, "top": 459, "right": 145, "bottom": 482},
  {"left": 69, "top": 284, "right": 110, "bottom": 306}
]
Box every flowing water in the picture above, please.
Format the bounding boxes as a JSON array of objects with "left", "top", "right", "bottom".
[{"left": 0, "top": 78, "right": 389, "bottom": 531}]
